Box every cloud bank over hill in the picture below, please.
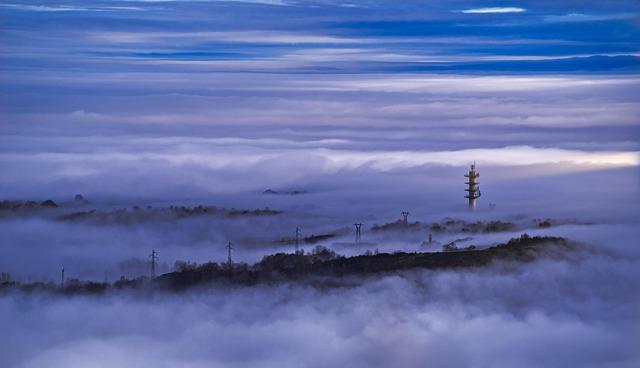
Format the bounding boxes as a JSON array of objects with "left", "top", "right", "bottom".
[
  {"left": 1, "top": 225, "right": 639, "bottom": 368},
  {"left": 1, "top": 0, "right": 639, "bottom": 367}
]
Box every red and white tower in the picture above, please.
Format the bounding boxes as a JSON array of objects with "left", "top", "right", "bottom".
[{"left": 464, "top": 163, "right": 481, "bottom": 209}]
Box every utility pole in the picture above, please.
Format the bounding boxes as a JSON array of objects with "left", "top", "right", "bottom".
[
  {"left": 354, "top": 223, "right": 363, "bottom": 243},
  {"left": 149, "top": 249, "right": 159, "bottom": 278},
  {"left": 295, "top": 226, "right": 301, "bottom": 254},
  {"left": 401, "top": 211, "right": 409, "bottom": 225},
  {"left": 61, "top": 266, "right": 65, "bottom": 287},
  {"left": 464, "top": 161, "right": 481, "bottom": 209},
  {"left": 226, "top": 241, "right": 233, "bottom": 266}
]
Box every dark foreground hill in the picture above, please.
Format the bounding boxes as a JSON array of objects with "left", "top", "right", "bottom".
[
  {"left": 155, "top": 234, "right": 574, "bottom": 290},
  {"left": 0, "top": 234, "right": 575, "bottom": 295}
]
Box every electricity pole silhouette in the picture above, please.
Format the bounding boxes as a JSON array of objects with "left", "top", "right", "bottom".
[
  {"left": 401, "top": 211, "right": 409, "bottom": 225},
  {"left": 354, "top": 223, "right": 363, "bottom": 243},
  {"left": 61, "top": 266, "right": 65, "bottom": 287},
  {"left": 226, "top": 241, "right": 233, "bottom": 266},
  {"left": 149, "top": 249, "right": 159, "bottom": 278},
  {"left": 295, "top": 227, "right": 301, "bottom": 254}
]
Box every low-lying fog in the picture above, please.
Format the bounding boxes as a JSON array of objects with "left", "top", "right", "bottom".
[
  {"left": 1, "top": 160, "right": 639, "bottom": 367},
  {"left": 2, "top": 0, "right": 640, "bottom": 365},
  {"left": 1, "top": 163, "right": 637, "bottom": 281},
  {"left": 1, "top": 222, "right": 639, "bottom": 368}
]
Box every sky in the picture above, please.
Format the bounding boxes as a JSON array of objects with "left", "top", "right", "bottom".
[
  {"left": 0, "top": 1, "right": 639, "bottom": 200},
  {"left": 1, "top": 1, "right": 639, "bottom": 367}
]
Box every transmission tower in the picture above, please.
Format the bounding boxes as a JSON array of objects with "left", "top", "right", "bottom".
[
  {"left": 226, "top": 241, "right": 234, "bottom": 266},
  {"left": 295, "top": 226, "right": 301, "bottom": 254},
  {"left": 354, "top": 223, "right": 363, "bottom": 242},
  {"left": 464, "top": 161, "right": 481, "bottom": 209},
  {"left": 401, "top": 211, "right": 409, "bottom": 225},
  {"left": 149, "top": 249, "right": 159, "bottom": 277}
]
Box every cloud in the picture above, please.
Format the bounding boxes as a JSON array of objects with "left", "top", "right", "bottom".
[
  {"left": 0, "top": 3, "right": 143, "bottom": 12},
  {"left": 1, "top": 222, "right": 639, "bottom": 367},
  {"left": 1, "top": 1, "right": 640, "bottom": 366},
  {"left": 461, "top": 7, "right": 526, "bottom": 14},
  {"left": 90, "top": 31, "right": 365, "bottom": 45},
  {"left": 543, "top": 13, "right": 635, "bottom": 23}
]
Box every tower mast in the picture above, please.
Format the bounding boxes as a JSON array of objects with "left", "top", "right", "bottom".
[
  {"left": 295, "top": 227, "right": 301, "bottom": 254},
  {"left": 464, "top": 162, "right": 481, "bottom": 209},
  {"left": 149, "top": 249, "right": 159, "bottom": 277},
  {"left": 226, "top": 241, "right": 233, "bottom": 266}
]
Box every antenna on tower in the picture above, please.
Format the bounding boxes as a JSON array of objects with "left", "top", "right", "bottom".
[
  {"left": 149, "top": 249, "right": 159, "bottom": 278},
  {"left": 295, "top": 227, "right": 301, "bottom": 254},
  {"left": 464, "top": 162, "right": 481, "bottom": 209},
  {"left": 226, "top": 241, "right": 233, "bottom": 266},
  {"left": 354, "top": 223, "right": 363, "bottom": 243},
  {"left": 401, "top": 211, "right": 409, "bottom": 225}
]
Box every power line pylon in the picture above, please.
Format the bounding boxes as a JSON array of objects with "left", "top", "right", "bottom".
[
  {"left": 354, "top": 223, "right": 363, "bottom": 243},
  {"left": 401, "top": 211, "right": 409, "bottom": 225},
  {"left": 295, "top": 226, "right": 301, "bottom": 254},
  {"left": 226, "top": 241, "right": 233, "bottom": 266},
  {"left": 149, "top": 249, "right": 159, "bottom": 278}
]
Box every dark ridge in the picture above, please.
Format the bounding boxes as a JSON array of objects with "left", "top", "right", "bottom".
[
  {"left": 371, "top": 218, "right": 516, "bottom": 233},
  {"left": 263, "top": 189, "right": 307, "bottom": 195},
  {"left": 0, "top": 235, "right": 575, "bottom": 295},
  {"left": 154, "top": 234, "right": 573, "bottom": 291},
  {"left": 371, "top": 220, "right": 423, "bottom": 232},
  {"left": 0, "top": 199, "right": 282, "bottom": 223},
  {"left": 0, "top": 199, "right": 58, "bottom": 211},
  {"left": 54, "top": 205, "right": 282, "bottom": 223}
]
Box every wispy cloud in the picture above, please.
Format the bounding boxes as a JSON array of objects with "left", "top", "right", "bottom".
[
  {"left": 91, "top": 31, "right": 363, "bottom": 45},
  {"left": 543, "top": 13, "right": 635, "bottom": 23},
  {"left": 0, "top": 3, "right": 143, "bottom": 12},
  {"left": 461, "top": 7, "right": 525, "bottom": 14}
]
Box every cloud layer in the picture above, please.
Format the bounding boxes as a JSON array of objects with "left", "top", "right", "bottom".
[{"left": 1, "top": 1, "right": 639, "bottom": 367}]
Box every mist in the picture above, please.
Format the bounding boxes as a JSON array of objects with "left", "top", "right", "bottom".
[
  {"left": 2, "top": 0, "right": 640, "bottom": 367},
  {"left": 2, "top": 224, "right": 639, "bottom": 368}
]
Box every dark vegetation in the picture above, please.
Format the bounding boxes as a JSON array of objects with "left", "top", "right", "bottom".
[
  {"left": 157, "top": 234, "right": 573, "bottom": 291},
  {"left": 537, "top": 218, "right": 553, "bottom": 228},
  {"left": 55, "top": 205, "right": 281, "bottom": 223},
  {"left": 371, "top": 218, "right": 516, "bottom": 233},
  {"left": 273, "top": 230, "right": 349, "bottom": 245},
  {"left": 0, "top": 197, "right": 282, "bottom": 223},
  {"left": 0, "top": 199, "right": 60, "bottom": 211},
  {"left": 263, "top": 189, "right": 307, "bottom": 195},
  {"left": 0, "top": 235, "right": 575, "bottom": 295}
]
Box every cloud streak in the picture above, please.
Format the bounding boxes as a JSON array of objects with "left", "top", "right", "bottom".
[{"left": 461, "top": 7, "right": 526, "bottom": 14}]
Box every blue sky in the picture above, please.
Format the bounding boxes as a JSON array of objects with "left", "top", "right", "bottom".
[
  {"left": 0, "top": 0, "right": 638, "bottom": 199},
  {"left": 0, "top": 0, "right": 638, "bottom": 74}
]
